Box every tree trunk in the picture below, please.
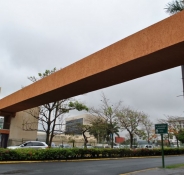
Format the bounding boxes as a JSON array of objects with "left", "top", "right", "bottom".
[
  {"left": 167, "top": 133, "right": 170, "bottom": 147},
  {"left": 49, "top": 134, "right": 54, "bottom": 147},
  {"left": 111, "top": 133, "right": 114, "bottom": 148},
  {"left": 130, "top": 133, "right": 133, "bottom": 148},
  {"left": 147, "top": 133, "right": 150, "bottom": 144},
  {"left": 46, "top": 130, "right": 50, "bottom": 146},
  {"left": 177, "top": 138, "right": 179, "bottom": 148},
  {"left": 72, "top": 140, "right": 75, "bottom": 148},
  {"left": 82, "top": 131, "right": 88, "bottom": 148}
]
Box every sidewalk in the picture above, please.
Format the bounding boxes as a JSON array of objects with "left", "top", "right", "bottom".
[{"left": 122, "top": 167, "right": 184, "bottom": 175}]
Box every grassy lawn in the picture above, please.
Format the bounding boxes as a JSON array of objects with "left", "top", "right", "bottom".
[{"left": 165, "top": 163, "right": 184, "bottom": 169}]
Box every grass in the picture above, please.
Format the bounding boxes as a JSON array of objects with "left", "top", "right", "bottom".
[{"left": 165, "top": 163, "right": 184, "bottom": 169}]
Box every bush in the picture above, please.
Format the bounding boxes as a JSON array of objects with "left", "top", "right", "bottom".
[{"left": 1, "top": 147, "right": 184, "bottom": 161}]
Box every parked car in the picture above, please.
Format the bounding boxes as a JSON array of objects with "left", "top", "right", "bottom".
[
  {"left": 94, "top": 144, "right": 110, "bottom": 148},
  {"left": 119, "top": 145, "right": 129, "bottom": 149},
  {"left": 86, "top": 145, "right": 93, "bottom": 149},
  {"left": 82, "top": 144, "right": 93, "bottom": 149},
  {"left": 51, "top": 142, "right": 58, "bottom": 148},
  {"left": 59, "top": 144, "right": 72, "bottom": 148},
  {"left": 113, "top": 145, "right": 120, "bottom": 149},
  {"left": 7, "top": 141, "right": 48, "bottom": 149},
  {"left": 139, "top": 145, "right": 153, "bottom": 149}
]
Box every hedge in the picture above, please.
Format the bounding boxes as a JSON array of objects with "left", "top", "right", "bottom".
[{"left": 0, "top": 148, "right": 184, "bottom": 161}]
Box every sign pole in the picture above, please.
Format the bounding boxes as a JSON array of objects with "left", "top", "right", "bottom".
[
  {"left": 155, "top": 123, "right": 167, "bottom": 168},
  {"left": 161, "top": 133, "right": 165, "bottom": 168}
]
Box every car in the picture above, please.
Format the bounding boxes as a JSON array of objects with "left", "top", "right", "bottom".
[
  {"left": 139, "top": 145, "right": 153, "bottom": 149},
  {"left": 51, "top": 142, "right": 58, "bottom": 148},
  {"left": 59, "top": 144, "right": 72, "bottom": 148},
  {"left": 119, "top": 145, "right": 129, "bottom": 149},
  {"left": 7, "top": 141, "right": 48, "bottom": 149},
  {"left": 86, "top": 145, "right": 93, "bottom": 149},
  {"left": 82, "top": 144, "right": 93, "bottom": 149}
]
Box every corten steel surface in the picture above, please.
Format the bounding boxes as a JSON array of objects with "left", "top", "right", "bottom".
[{"left": 1, "top": 11, "right": 184, "bottom": 115}]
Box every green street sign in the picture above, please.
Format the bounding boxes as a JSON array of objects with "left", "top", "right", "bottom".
[{"left": 155, "top": 124, "right": 168, "bottom": 134}]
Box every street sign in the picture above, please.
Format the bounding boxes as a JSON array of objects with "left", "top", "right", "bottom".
[{"left": 155, "top": 124, "right": 168, "bottom": 134}]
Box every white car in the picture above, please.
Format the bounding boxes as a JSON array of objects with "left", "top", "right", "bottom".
[
  {"left": 139, "top": 145, "right": 153, "bottom": 149},
  {"left": 82, "top": 145, "right": 93, "bottom": 149},
  {"left": 7, "top": 141, "right": 48, "bottom": 149},
  {"left": 59, "top": 144, "right": 72, "bottom": 148}
]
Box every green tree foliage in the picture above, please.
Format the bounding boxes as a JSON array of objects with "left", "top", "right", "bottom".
[
  {"left": 116, "top": 107, "right": 146, "bottom": 148},
  {"left": 89, "top": 93, "right": 121, "bottom": 148},
  {"left": 165, "top": 0, "right": 184, "bottom": 14},
  {"left": 71, "top": 123, "right": 90, "bottom": 148},
  {"left": 89, "top": 117, "right": 107, "bottom": 144},
  {"left": 24, "top": 68, "right": 88, "bottom": 146},
  {"left": 105, "top": 123, "right": 120, "bottom": 144},
  {"left": 89, "top": 118, "right": 120, "bottom": 146},
  {"left": 177, "top": 129, "right": 184, "bottom": 143},
  {"left": 140, "top": 114, "right": 154, "bottom": 144},
  {"left": 158, "top": 116, "right": 183, "bottom": 147}
]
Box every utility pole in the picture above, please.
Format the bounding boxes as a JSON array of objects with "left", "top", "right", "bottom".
[{"left": 181, "top": 65, "right": 184, "bottom": 99}]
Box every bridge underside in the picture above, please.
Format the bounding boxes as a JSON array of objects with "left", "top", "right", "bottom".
[{"left": 1, "top": 11, "right": 184, "bottom": 114}]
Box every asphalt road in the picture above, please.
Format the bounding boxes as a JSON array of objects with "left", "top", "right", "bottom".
[{"left": 0, "top": 156, "right": 184, "bottom": 175}]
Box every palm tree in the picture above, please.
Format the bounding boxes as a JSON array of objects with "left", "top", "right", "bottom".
[
  {"left": 106, "top": 122, "right": 120, "bottom": 148},
  {"left": 165, "top": 0, "right": 184, "bottom": 14},
  {"left": 165, "top": 1, "right": 184, "bottom": 100}
]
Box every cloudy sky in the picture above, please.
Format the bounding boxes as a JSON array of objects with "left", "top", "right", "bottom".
[{"left": 0, "top": 0, "right": 183, "bottom": 123}]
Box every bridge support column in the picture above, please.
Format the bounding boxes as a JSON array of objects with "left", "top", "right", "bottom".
[{"left": 0, "top": 115, "right": 11, "bottom": 148}]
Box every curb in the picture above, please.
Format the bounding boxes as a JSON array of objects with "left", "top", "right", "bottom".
[
  {"left": 0, "top": 155, "right": 182, "bottom": 164},
  {"left": 0, "top": 156, "right": 162, "bottom": 164},
  {"left": 119, "top": 168, "right": 158, "bottom": 175}
]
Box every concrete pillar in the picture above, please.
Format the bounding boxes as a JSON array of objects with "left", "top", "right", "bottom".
[
  {"left": 1, "top": 134, "right": 9, "bottom": 148},
  {"left": 0, "top": 115, "right": 11, "bottom": 148},
  {"left": 8, "top": 108, "right": 39, "bottom": 146}
]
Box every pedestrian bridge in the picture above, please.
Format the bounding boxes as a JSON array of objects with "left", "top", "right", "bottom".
[{"left": 0, "top": 11, "right": 184, "bottom": 115}]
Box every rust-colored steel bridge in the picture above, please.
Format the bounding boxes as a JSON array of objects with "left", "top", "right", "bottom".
[{"left": 1, "top": 11, "right": 184, "bottom": 116}]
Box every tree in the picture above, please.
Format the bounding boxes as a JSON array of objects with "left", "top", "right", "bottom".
[
  {"left": 165, "top": 0, "right": 184, "bottom": 14},
  {"left": 116, "top": 107, "right": 146, "bottom": 148},
  {"left": 158, "top": 116, "right": 184, "bottom": 147},
  {"left": 89, "top": 93, "right": 121, "bottom": 148},
  {"left": 77, "top": 124, "right": 91, "bottom": 148},
  {"left": 23, "top": 68, "right": 88, "bottom": 146},
  {"left": 89, "top": 117, "right": 107, "bottom": 144},
  {"left": 66, "top": 121, "right": 91, "bottom": 148},
  {"left": 141, "top": 114, "right": 154, "bottom": 144},
  {"left": 177, "top": 129, "right": 184, "bottom": 143}
]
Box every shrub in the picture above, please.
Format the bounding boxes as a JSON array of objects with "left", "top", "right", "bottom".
[{"left": 1, "top": 147, "right": 184, "bottom": 161}]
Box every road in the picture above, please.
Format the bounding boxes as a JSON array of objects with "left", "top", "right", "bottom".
[{"left": 0, "top": 156, "right": 184, "bottom": 175}]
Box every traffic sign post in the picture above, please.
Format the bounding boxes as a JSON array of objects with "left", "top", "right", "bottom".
[
  {"left": 155, "top": 124, "right": 168, "bottom": 168},
  {"left": 161, "top": 133, "right": 165, "bottom": 168}
]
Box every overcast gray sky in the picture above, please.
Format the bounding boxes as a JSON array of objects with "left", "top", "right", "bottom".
[{"left": 0, "top": 0, "right": 183, "bottom": 123}]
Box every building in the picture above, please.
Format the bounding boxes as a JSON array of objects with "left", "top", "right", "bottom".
[
  {"left": 35, "top": 114, "right": 97, "bottom": 147},
  {"left": 64, "top": 114, "right": 96, "bottom": 147},
  {"left": 65, "top": 114, "right": 93, "bottom": 134},
  {"left": 0, "top": 109, "right": 39, "bottom": 148},
  {"left": 115, "top": 137, "right": 125, "bottom": 144}
]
